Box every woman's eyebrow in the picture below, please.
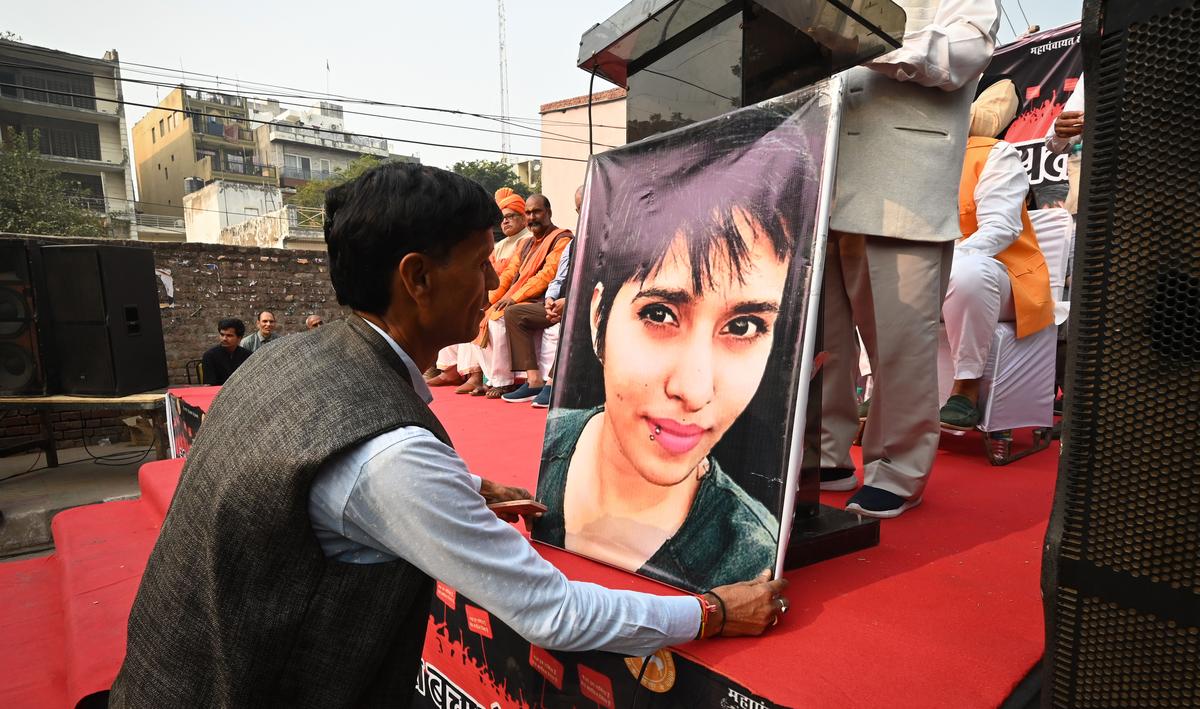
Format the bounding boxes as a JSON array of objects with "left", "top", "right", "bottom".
[
  {"left": 730, "top": 300, "right": 780, "bottom": 315},
  {"left": 633, "top": 287, "right": 693, "bottom": 305}
]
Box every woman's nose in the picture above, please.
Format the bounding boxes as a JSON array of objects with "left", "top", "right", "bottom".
[{"left": 664, "top": 338, "right": 715, "bottom": 412}]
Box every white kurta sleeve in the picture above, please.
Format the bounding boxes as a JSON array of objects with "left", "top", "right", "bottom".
[
  {"left": 1045, "top": 73, "right": 1086, "bottom": 155},
  {"left": 959, "top": 142, "right": 1029, "bottom": 258},
  {"left": 866, "top": 0, "right": 1002, "bottom": 91}
]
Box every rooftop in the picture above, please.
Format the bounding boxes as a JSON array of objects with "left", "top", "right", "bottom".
[{"left": 539, "top": 87, "right": 627, "bottom": 114}]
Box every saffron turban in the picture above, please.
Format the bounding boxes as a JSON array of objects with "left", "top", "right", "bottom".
[
  {"left": 969, "top": 79, "right": 1019, "bottom": 139},
  {"left": 495, "top": 187, "right": 526, "bottom": 215}
]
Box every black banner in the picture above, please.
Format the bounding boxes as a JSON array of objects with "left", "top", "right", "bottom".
[
  {"left": 983, "top": 22, "right": 1083, "bottom": 208},
  {"left": 415, "top": 582, "right": 783, "bottom": 709}
]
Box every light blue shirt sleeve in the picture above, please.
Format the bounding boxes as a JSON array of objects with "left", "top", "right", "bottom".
[
  {"left": 308, "top": 426, "right": 701, "bottom": 656},
  {"left": 545, "top": 242, "right": 572, "bottom": 301}
]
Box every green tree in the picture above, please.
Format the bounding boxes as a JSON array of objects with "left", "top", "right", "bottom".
[
  {"left": 451, "top": 159, "right": 531, "bottom": 197},
  {"left": 290, "top": 154, "right": 384, "bottom": 208},
  {"left": 0, "top": 129, "right": 107, "bottom": 237}
]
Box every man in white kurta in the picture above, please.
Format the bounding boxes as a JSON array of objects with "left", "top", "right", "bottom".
[{"left": 816, "top": 0, "right": 1001, "bottom": 517}]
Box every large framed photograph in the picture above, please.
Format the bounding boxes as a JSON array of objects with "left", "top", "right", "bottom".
[{"left": 532, "top": 86, "right": 833, "bottom": 593}]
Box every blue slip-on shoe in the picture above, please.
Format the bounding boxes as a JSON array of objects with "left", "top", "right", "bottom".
[
  {"left": 531, "top": 384, "right": 552, "bottom": 409},
  {"left": 845, "top": 485, "right": 922, "bottom": 519},
  {"left": 501, "top": 382, "right": 543, "bottom": 403}
]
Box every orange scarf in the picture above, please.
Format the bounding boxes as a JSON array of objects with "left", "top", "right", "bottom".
[{"left": 476, "top": 228, "right": 568, "bottom": 346}]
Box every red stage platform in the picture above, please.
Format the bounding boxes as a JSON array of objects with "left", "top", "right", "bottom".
[{"left": 0, "top": 387, "right": 1053, "bottom": 708}]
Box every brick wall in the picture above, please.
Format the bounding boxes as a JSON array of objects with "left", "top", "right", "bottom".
[{"left": 0, "top": 233, "right": 345, "bottom": 451}]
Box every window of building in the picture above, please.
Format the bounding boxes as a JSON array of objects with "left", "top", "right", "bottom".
[
  {"left": 17, "top": 117, "right": 102, "bottom": 160},
  {"left": 59, "top": 173, "right": 104, "bottom": 198},
  {"left": 318, "top": 158, "right": 331, "bottom": 178},
  {"left": 159, "top": 118, "right": 165, "bottom": 137},
  {"left": 0, "top": 67, "right": 97, "bottom": 110},
  {"left": 164, "top": 167, "right": 169, "bottom": 180},
  {"left": 151, "top": 127, "right": 156, "bottom": 143},
  {"left": 244, "top": 207, "right": 260, "bottom": 217}
]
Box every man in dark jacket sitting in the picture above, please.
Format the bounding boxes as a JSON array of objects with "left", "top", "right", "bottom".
[{"left": 110, "top": 163, "right": 788, "bottom": 708}]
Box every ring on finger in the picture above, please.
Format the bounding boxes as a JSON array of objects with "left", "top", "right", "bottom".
[{"left": 776, "top": 597, "right": 789, "bottom": 613}]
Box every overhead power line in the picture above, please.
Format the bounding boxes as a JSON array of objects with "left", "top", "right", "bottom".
[
  {"left": 1, "top": 42, "right": 629, "bottom": 130},
  {"left": 0, "top": 58, "right": 614, "bottom": 148},
  {"left": 0, "top": 81, "right": 589, "bottom": 163}
]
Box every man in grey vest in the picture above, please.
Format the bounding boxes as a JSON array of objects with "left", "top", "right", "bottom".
[
  {"left": 111, "top": 162, "right": 788, "bottom": 708},
  {"left": 815, "top": 1, "right": 1001, "bottom": 517}
]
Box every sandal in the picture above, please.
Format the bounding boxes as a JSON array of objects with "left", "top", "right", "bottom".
[
  {"left": 427, "top": 372, "right": 465, "bottom": 387},
  {"left": 469, "top": 385, "right": 490, "bottom": 397},
  {"left": 485, "top": 384, "right": 519, "bottom": 399},
  {"left": 455, "top": 373, "right": 483, "bottom": 394}
]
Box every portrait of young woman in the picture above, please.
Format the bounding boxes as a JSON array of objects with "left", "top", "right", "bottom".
[{"left": 532, "top": 96, "right": 826, "bottom": 593}]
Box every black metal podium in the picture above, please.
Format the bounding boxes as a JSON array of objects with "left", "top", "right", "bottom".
[{"left": 577, "top": 0, "right": 908, "bottom": 570}]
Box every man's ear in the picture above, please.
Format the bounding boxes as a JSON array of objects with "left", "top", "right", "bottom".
[{"left": 396, "top": 252, "right": 434, "bottom": 306}]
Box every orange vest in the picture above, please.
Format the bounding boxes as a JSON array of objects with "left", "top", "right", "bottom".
[{"left": 959, "top": 136, "right": 1054, "bottom": 338}]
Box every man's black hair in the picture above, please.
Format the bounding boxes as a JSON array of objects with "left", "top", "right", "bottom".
[
  {"left": 218, "top": 318, "right": 246, "bottom": 338},
  {"left": 529, "top": 194, "right": 551, "bottom": 211},
  {"left": 324, "top": 162, "right": 501, "bottom": 315}
]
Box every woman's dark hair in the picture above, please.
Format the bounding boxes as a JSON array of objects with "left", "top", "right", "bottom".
[
  {"left": 218, "top": 318, "right": 245, "bottom": 338},
  {"left": 324, "top": 162, "right": 500, "bottom": 315},
  {"left": 556, "top": 96, "right": 824, "bottom": 510}
]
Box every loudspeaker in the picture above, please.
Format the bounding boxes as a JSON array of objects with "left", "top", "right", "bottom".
[
  {"left": 1042, "top": 2, "right": 1200, "bottom": 707},
  {"left": 0, "top": 240, "right": 52, "bottom": 395},
  {"left": 40, "top": 245, "right": 168, "bottom": 396}
]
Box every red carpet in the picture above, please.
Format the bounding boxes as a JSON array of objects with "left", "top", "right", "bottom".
[{"left": 0, "top": 388, "right": 1053, "bottom": 708}]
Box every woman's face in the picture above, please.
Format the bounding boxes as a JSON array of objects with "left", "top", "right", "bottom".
[{"left": 591, "top": 215, "right": 789, "bottom": 487}]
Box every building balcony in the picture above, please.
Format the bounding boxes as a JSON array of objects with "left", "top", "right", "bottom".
[
  {"left": 281, "top": 165, "right": 335, "bottom": 183},
  {"left": 196, "top": 155, "right": 277, "bottom": 184},
  {"left": 184, "top": 90, "right": 246, "bottom": 110},
  {"left": 193, "top": 121, "right": 254, "bottom": 145},
  {"left": 267, "top": 124, "right": 387, "bottom": 156},
  {"left": 136, "top": 211, "right": 186, "bottom": 232},
  {"left": 0, "top": 93, "right": 120, "bottom": 123}
]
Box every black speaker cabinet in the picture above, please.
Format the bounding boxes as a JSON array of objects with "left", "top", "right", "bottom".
[
  {"left": 0, "top": 240, "right": 52, "bottom": 395},
  {"left": 1042, "top": 1, "right": 1200, "bottom": 707},
  {"left": 40, "top": 245, "right": 167, "bottom": 396}
]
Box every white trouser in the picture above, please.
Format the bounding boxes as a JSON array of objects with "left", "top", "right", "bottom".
[
  {"left": 943, "top": 250, "right": 1016, "bottom": 380},
  {"left": 435, "top": 344, "right": 479, "bottom": 373},
  {"left": 534, "top": 324, "right": 560, "bottom": 381},
  {"left": 479, "top": 319, "right": 515, "bottom": 386}
]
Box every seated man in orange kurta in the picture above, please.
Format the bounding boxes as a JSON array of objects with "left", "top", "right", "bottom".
[
  {"left": 475, "top": 194, "right": 572, "bottom": 398},
  {"left": 941, "top": 81, "right": 1054, "bottom": 429}
]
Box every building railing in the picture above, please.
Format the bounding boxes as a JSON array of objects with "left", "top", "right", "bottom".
[
  {"left": 196, "top": 155, "right": 277, "bottom": 182},
  {"left": 269, "top": 123, "right": 387, "bottom": 153},
  {"left": 136, "top": 212, "right": 185, "bottom": 230},
  {"left": 287, "top": 205, "right": 325, "bottom": 231},
  {"left": 281, "top": 166, "right": 334, "bottom": 182},
  {"left": 185, "top": 90, "right": 246, "bottom": 109}
]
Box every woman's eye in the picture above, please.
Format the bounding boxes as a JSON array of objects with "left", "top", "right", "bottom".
[
  {"left": 638, "top": 304, "right": 677, "bottom": 326},
  {"left": 722, "top": 316, "right": 768, "bottom": 338}
]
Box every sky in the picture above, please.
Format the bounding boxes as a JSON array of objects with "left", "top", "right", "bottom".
[{"left": 7, "top": 0, "right": 1085, "bottom": 172}]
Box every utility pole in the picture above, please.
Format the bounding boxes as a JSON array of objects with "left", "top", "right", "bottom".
[{"left": 497, "top": 0, "right": 512, "bottom": 162}]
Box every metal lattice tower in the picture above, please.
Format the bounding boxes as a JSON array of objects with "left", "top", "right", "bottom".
[{"left": 497, "top": 0, "right": 511, "bottom": 161}]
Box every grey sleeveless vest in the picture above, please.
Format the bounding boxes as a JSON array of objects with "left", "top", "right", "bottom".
[{"left": 110, "top": 317, "right": 450, "bottom": 708}]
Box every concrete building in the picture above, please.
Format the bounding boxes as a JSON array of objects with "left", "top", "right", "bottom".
[
  {"left": 247, "top": 99, "right": 411, "bottom": 190},
  {"left": 182, "top": 180, "right": 323, "bottom": 251},
  {"left": 0, "top": 39, "right": 138, "bottom": 238},
  {"left": 182, "top": 180, "right": 282, "bottom": 243},
  {"left": 538, "top": 88, "right": 626, "bottom": 226},
  {"left": 133, "top": 87, "right": 277, "bottom": 224}
]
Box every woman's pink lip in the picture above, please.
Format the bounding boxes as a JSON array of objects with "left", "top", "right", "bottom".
[{"left": 646, "top": 417, "right": 706, "bottom": 456}]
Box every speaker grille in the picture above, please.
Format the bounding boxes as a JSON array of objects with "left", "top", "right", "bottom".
[
  {"left": 1064, "top": 1, "right": 1200, "bottom": 592},
  {"left": 1046, "top": 1, "right": 1200, "bottom": 706}
]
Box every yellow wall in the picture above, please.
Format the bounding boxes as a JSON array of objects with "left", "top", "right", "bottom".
[{"left": 133, "top": 88, "right": 195, "bottom": 217}]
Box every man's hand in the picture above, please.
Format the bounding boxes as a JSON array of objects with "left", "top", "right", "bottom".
[
  {"left": 545, "top": 297, "right": 566, "bottom": 325},
  {"left": 1054, "top": 110, "right": 1085, "bottom": 139},
  {"left": 479, "top": 478, "right": 541, "bottom": 530},
  {"left": 494, "top": 296, "right": 516, "bottom": 312},
  {"left": 706, "top": 569, "right": 789, "bottom": 637}
]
